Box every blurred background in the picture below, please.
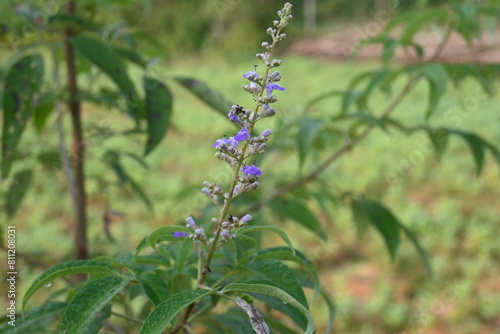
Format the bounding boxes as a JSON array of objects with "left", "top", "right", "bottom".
[{"left": 1, "top": 0, "right": 500, "bottom": 333}]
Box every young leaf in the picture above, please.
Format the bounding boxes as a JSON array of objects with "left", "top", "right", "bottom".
[
  {"left": 296, "top": 118, "right": 323, "bottom": 168},
  {"left": 175, "top": 77, "right": 233, "bottom": 118},
  {"left": 222, "top": 281, "right": 315, "bottom": 334},
  {"left": 235, "top": 226, "right": 295, "bottom": 256},
  {"left": 352, "top": 199, "right": 400, "bottom": 260},
  {"left": 23, "top": 260, "right": 114, "bottom": 311},
  {"left": 0, "top": 302, "right": 67, "bottom": 334},
  {"left": 59, "top": 275, "right": 130, "bottom": 334},
  {"left": 71, "top": 36, "right": 140, "bottom": 120},
  {"left": 269, "top": 197, "right": 326, "bottom": 240},
  {"left": 143, "top": 77, "right": 173, "bottom": 156},
  {"left": 5, "top": 169, "right": 33, "bottom": 217},
  {"left": 2, "top": 53, "right": 44, "bottom": 178},
  {"left": 139, "top": 289, "right": 214, "bottom": 334}
]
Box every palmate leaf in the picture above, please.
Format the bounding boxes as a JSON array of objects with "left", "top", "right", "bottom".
[
  {"left": 143, "top": 76, "right": 173, "bottom": 156},
  {"left": 1, "top": 53, "right": 44, "bottom": 178},
  {"left": 139, "top": 290, "right": 214, "bottom": 334},
  {"left": 59, "top": 275, "right": 130, "bottom": 334},
  {"left": 23, "top": 260, "right": 114, "bottom": 311},
  {"left": 0, "top": 302, "right": 67, "bottom": 334},
  {"left": 222, "top": 280, "right": 315, "bottom": 334}
]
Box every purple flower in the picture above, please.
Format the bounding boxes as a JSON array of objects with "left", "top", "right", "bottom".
[
  {"left": 234, "top": 128, "right": 250, "bottom": 141},
  {"left": 243, "top": 69, "right": 258, "bottom": 79},
  {"left": 173, "top": 232, "right": 189, "bottom": 238},
  {"left": 213, "top": 136, "right": 239, "bottom": 149},
  {"left": 228, "top": 113, "right": 241, "bottom": 123},
  {"left": 265, "top": 84, "right": 285, "bottom": 97},
  {"left": 242, "top": 165, "right": 262, "bottom": 176}
]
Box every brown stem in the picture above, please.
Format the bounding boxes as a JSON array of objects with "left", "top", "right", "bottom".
[{"left": 63, "top": 1, "right": 88, "bottom": 260}]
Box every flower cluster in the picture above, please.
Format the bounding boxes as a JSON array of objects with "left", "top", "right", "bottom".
[{"left": 174, "top": 3, "right": 293, "bottom": 249}]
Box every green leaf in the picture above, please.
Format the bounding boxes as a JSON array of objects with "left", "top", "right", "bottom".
[
  {"left": 5, "top": 169, "right": 33, "bottom": 217},
  {"left": 176, "top": 237, "right": 193, "bottom": 274},
  {"left": 251, "top": 247, "right": 320, "bottom": 299},
  {"left": 400, "top": 8, "right": 451, "bottom": 44},
  {"left": 146, "top": 226, "right": 192, "bottom": 250},
  {"left": 114, "top": 47, "right": 148, "bottom": 68},
  {"left": 348, "top": 112, "right": 388, "bottom": 133},
  {"left": 0, "top": 302, "right": 67, "bottom": 334},
  {"left": 139, "top": 290, "right": 214, "bottom": 334},
  {"left": 235, "top": 226, "right": 295, "bottom": 256},
  {"left": 222, "top": 281, "right": 315, "bottom": 334},
  {"left": 428, "top": 129, "right": 449, "bottom": 160},
  {"left": 352, "top": 199, "right": 400, "bottom": 260},
  {"left": 2, "top": 54, "right": 44, "bottom": 178},
  {"left": 143, "top": 77, "right": 173, "bottom": 156},
  {"left": 48, "top": 14, "right": 98, "bottom": 32},
  {"left": 140, "top": 271, "right": 171, "bottom": 306},
  {"left": 411, "top": 63, "right": 448, "bottom": 119},
  {"left": 32, "top": 93, "right": 55, "bottom": 133},
  {"left": 447, "top": 130, "right": 485, "bottom": 175},
  {"left": 297, "top": 118, "right": 323, "bottom": 168},
  {"left": 59, "top": 275, "right": 130, "bottom": 334},
  {"left": 71, "top": 36, "right": 140, "bottom": 120},
  {"left": 455, "top": 3, "right": 481, "bottom": 44},
  {"left": 23, "top": 260, "right": 114, "bottom": 311},
  {"left": 269, "top": 197, "right": 326, "bottom": 240},
  {"left": 82, "top": 304, "right": 112, "bottom": 334},
  {"left": 175, "top": 77, "right": 233, "bottom": 119},
  {"left": 396, "top": 223, "right": 434, "bottom": 279}
]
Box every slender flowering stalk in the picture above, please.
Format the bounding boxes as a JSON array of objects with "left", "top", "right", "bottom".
[{"left": 170, "top": 4, "right": 293, "bottom": 333}]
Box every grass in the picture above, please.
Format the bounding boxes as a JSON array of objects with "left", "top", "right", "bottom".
[{"left": 2, "top": 53, "right": 500, "bottom": 333}]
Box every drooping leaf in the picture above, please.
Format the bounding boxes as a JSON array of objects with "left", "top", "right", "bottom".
[
  {"left": 446, "top": 129, "right": 486, "bottom": 175},
  {"left": 1, "top": 53, "right": 44, "bottom": 178},
  {"left": 455, "top": 3, "right": 481, "bottom": 44},
  {"left": 23, "top": 260, "right": 114, "bottom": 311},
  {"left": 143, "top": 77, "right": 173, "bottom": 156},
  {"left": 139, "top": 290, "right": 214, "bottom": 334},
  {"left": 48, "top": 13, "right": 98, "bottom": 32},
  {"left": 71, "top": 36, "right": 140, "bottom": 120},
  {"left": 427, "top": 128, "right": 450, "bottom": 160},
  {"left": 352, "top": 198, "right": 400, "bottom": 260},
  {"left": 222, "top": 281, "right": 315, "bottom": 334},
  {"left": 235, "top": 226, "right": 295, "bottom": 256},
  {"left": 411, "top": 63, "right": 448, "bottom": 119},
  {"left": 396, "top": 223, "right": 434, "bottom": 279},
  {"left": 269, "top": 197, "right": 326, "bottom": 240},
  {"left": 297, "top": 117, "right": 323, "bottom": 168},
  {"left": 114, "top": 47, "right": 148, "bottom": 68},
  {"left": 5, "top": 169, "right": 33, "bottom": 217},
  {"left": 400, "top": 8, "right": 451, "bottom": 45},
  {"left": 347, "top": 112, "right": 389, "bottom": 133},
  {"left": 59, "top": 275, "right": 130, "bottom": 334},
  {"left": 175, "top": 77, "right": 233, "bottom": 118},
  {"left": 0, "top": 302, "right": 67, "bottom": 334}
]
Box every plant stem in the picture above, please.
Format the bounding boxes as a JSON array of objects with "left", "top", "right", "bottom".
[{"left": 63, "top": 1, "right": 88, "bottom": 260}]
